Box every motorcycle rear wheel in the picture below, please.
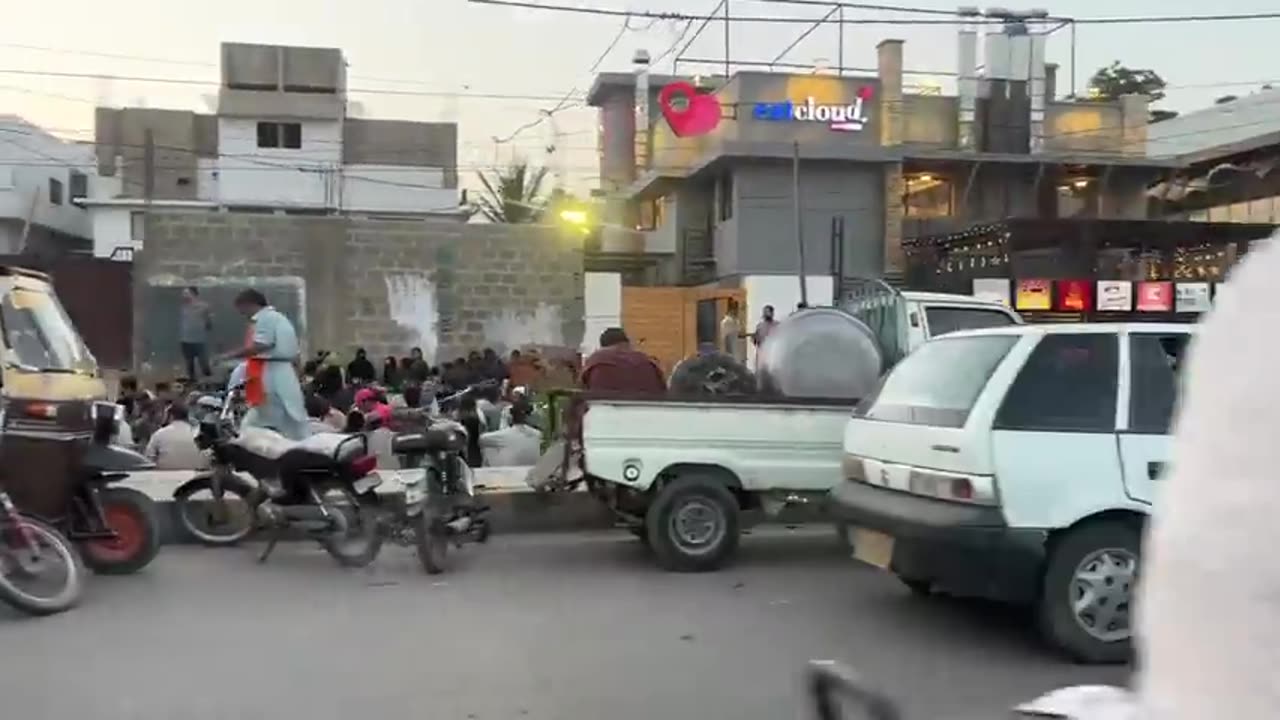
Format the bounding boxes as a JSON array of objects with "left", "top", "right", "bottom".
[
  {"left": 317, "top": 487, "right": 384, "bottom": 568},
  {"left": 0, "top": 514, "right": 85, "bottom": 616}
]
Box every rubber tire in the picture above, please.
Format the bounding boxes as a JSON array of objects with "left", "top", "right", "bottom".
[
  {"left": 172, "top": 477, "right": 256, "bottom": 546},
  {"left": 414, "top": 508, "right": 449, "bottom": 575},
  {"left": 80, "top": 487, "right": 162, "bottom": 576},
  {"left": 1038, "top": 521, "right": 1140, "bottom": 665},
  {"left": 645, "top": 477, "right": 740, "bottom": 573},
  {"left": 0, "top": 514, "right": 86, "bottom": 616},
  {"left": 318, "top": 489, "right": 384, "bottom": 569},
  {"left": 899, "top": 577, "right": 932, "bottom": 597}
]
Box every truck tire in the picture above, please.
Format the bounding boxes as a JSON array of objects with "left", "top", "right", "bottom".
[
  {"left": 645, "top": 476, "right": 740, "bottom": 572},
  {"left": 1038, "top": 520, "right": 1140, "bottom": 664}
]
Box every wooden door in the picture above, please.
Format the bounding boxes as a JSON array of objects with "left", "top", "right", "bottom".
[{"left": 621, "top": 287, "right": 687, "bottom": 374}]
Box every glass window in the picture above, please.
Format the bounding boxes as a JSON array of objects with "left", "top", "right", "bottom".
[
  {"left": 48, "top": 178, "right": 63, "bottom": 205},
  {"left": 69, "top": 171, "right": 88, "bottom": 202},
  {"left": 856, "top": 334, "right": 1018, "bottom": 428},
  {"left": 925, "top": 306, "right": 1017, "bottom": 337},
  {"left": 717, "top": 173, "right": 733, "bottom": 221},
  {"left": 0, "top": 288, "right": 96, "bottom": 373},
  {"left": 281, "top": 122, "right": 302, "bottom": 149},
  {"left": 1128, "top": 333, "right": 1190, "bottom": 434},
  {"left": 995, "top": 333, "right": 1118, "bottom": 433},
  {"left": 256, "top": 121, "right": 279, "bottom": 148},
  {"left": 904, "top": 174, "right": 954, "bottom": 218}
]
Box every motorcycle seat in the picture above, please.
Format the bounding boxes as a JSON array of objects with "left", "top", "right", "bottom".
[
  {"left": 233, "top": 428, "right": 365, "bottom": 470},
  {"left": 392, "top": 427, "right": 464, "bottom": 455}
]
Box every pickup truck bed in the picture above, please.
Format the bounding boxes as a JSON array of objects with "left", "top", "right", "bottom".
[{"left": 581, "top": 395, "right": 855, "bottom": 494}]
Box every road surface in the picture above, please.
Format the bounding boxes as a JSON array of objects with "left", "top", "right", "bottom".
[{"left": 0, "top": 530, "right": 1126, "bottom": 720}]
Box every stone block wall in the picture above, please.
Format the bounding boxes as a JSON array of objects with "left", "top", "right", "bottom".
[{"left": 137, "top": 211, "right": 584, "bottom": 371}]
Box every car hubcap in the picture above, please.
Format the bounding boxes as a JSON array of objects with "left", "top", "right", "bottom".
[
  {"left": 669, "top": 499, "right": 725, "bottom": 555},
  {"left": 1069, "top": 547, "right": 1137, "bottom": 642}
]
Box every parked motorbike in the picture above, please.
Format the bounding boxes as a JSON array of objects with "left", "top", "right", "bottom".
[
  {"left": 170, "top": 386, "right": 385, "bottom": 568},
  {"left": 0, "top": 488, "right": 85, "bottom": 615},
  {"left": 65, "top": 401, "right": 162, "bottom": 575},
  {"left": 359, "top": 406, "right": 491, "bottom": 575},
  {"left": 806, "top": 660, "right": 1132, "bottom": 719}
]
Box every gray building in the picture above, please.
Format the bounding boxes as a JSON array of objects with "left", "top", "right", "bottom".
[
  {"left": 91, "top": 42, "right": 460, "bottom": 219},
  {"left": 587, "top": 17, "right": 1177, "bottom": 305}
]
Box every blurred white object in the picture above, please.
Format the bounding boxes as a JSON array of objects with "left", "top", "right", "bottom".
[{"left": 1014, "top": 685, "right": 1136, "bottom": 719}]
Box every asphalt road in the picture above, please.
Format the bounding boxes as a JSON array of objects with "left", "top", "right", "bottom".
[{"left": 0, "top": 530, "right": 1126, "bottom": 720}]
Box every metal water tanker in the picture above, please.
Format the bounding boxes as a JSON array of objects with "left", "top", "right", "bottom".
[{"left": 756, "top": 307, "right": 884, "bottom": 400}]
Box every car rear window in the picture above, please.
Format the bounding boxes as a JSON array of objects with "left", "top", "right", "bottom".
[{"left": 855, "top": 334, "right": 1018, "bottom": 428}]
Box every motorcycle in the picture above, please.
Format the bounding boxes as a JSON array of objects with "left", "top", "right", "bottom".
[
  {"left": 0, "top": 490, "right": 85, "bottom": 616},
  {"left": 359, "top": 401, "right": 491, "bottom": 575},
  {"left": 170, "top": 386, "right": 385, "bottom": 568},
  {"left": 806, "top": 660, "right": 1134, "bottom": 719}
]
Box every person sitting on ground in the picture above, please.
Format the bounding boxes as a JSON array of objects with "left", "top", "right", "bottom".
[
  {"left": 580, "top": 327, "right": 666, "bottom": 394},
  {"left": 479, "top": 399, "right": 543, "bottom": 467},
  {"left": 144, "top": 402, "right": 206, "bottom": 470},
  {"left": 346, "top": 348, "right": 376, "bottom": 385},
  {"left": 117, "top": 375, "right": 141, "bottom": 418},
  {"left": 304, "top": 393, "right": 336, "bottom": 435},
  {"left": 476, "top": 383, "right": 503, "bottom": 432},
  {"left": 354, "top": 387, "right": 392, "bottom": 428}
]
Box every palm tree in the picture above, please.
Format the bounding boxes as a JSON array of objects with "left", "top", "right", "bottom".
[{"left": 475, "top": 161, "right": 551, "bottom": 223}]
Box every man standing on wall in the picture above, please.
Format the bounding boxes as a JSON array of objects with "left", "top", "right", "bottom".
[
  {"left": 217, "top": 289, "right": 309, "bottom": 440},
  {"left": 180, "top": 286, "right": 213, "bottom": 379}
]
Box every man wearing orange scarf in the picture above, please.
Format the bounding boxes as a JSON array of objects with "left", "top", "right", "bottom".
[{"left": 216, "top": 289, "right": 309, "bottom": 440}]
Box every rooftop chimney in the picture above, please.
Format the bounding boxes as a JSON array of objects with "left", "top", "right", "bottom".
[
  {"left": 633, "top": 49, "right": 651, "bottom": 175},
  {"left": 956, "top": 7, "right": 981, "bottom": 150}
]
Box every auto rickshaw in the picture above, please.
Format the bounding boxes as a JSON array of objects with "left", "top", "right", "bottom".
[{"left": 0, "top": 266, "right": 161, "bottom": 574}]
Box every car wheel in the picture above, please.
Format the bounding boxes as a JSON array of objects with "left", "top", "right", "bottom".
[
  {"left": 645, "top": 476, "right": 740, "bottom": 572},
  {"left": 1038, "top": 521, "right": 1140, "bottom": 664}
]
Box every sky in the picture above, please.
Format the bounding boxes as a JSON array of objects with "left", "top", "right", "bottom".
[{"left": 2, "top": 0, "right": 1278, "bottom": 196}]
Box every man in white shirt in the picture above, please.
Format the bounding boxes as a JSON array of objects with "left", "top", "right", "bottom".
[
  {"left": 479, "top": 401, "right": 543, "bottom": 467},
  {"left": 719, "top": 300, "right": 744, "bottom": 363},
  {"left": 144, "top": 403, "right": 206, "bottom": 470}
]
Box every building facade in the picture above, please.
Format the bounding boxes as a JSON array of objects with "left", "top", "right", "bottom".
[
  {"left": 587, "top": 17, "right": 1174, "bottom": 315},
  {"left": 85, "top": 42, "right": 463, "bottom": 260},
  {"left": 0, "top": 116, "right": 100, "bottom": 255}
]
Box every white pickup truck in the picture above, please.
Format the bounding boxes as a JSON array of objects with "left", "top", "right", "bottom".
[{"left": 554, "top": 289, "right": 1023, "bottom": 572}]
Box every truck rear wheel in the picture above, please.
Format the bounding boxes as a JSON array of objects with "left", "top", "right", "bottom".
[{"left": 645, "top": 477, "right": 740, "bottom": 572}]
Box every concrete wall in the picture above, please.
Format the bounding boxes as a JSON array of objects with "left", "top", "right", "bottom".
[
  {"left": 725, "top": 161, "right": 885, "bottom": 277},
  {"left": 342, "top": 119, "right": 457, "bottom": 187},
  {"left": 94, "top": 107, "right": 205, "bottom": 201},
  {"left": 135, "top": 212, "right": 585, "bottom": 371}
]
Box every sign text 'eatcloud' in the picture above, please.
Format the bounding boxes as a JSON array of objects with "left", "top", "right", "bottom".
[{"left": 751, "top": 86, "right": 874, "bottom": 132}]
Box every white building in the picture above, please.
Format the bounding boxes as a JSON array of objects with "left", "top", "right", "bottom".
[
  {"left": 85, "top": 42, "right": 467, "bottom": 260},
  {"left": 0, "top": 116, "right": 100, "bottom": 254}
]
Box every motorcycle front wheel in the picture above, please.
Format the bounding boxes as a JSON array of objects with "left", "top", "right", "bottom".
[
  {"left": 317, "top": 486, "right": 384, "bottom": 568},
  {"left": 173, "top": 476, "right": 257, "bottom": 546},
  {"left": 0, "top": 514, "right": 86, "bottom": 616}
]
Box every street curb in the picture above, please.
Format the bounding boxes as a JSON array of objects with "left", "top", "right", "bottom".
[
  {"left": 152, "top": 489, "right": 619, "bottom": 545},
  {"left": 150, "top": 490, "right": 836, "bottom": 545}
]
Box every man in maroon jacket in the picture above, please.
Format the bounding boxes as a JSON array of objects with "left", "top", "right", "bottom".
[{"left": 580, "top": 328, "right": 666, "bottom": 394}]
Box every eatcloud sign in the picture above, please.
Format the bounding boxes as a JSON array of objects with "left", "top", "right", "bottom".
[{"left": 752, "top": 86, "right": 874, "bottom": 132}]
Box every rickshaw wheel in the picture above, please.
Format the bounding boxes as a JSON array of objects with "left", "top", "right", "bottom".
[{"left": 80, "top": 487, "right": 161, "bottom": 575}]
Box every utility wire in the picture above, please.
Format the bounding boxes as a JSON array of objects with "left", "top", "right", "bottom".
[{"left": 468, "top": 0, "right": 1280, "bottom": 25}]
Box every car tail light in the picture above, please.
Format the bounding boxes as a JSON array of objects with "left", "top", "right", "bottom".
[
  {"left": 350, "top": 455, "right": 377, "bottom": 478},
  {"left": 23, "top": 402, "right": 57, "bottom": 419},
  {"left": 908, "top": 469, "right": 997, "bottom": 506},
  {"left": 841, "top": 454, "right": 867, "bottom": 483}
]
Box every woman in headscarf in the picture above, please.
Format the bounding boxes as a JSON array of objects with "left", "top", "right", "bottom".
[
  {"left": 382, "top": 356, "right": 400, "bottom": 389},
  {"left": 346, "top": 348, "right": 376, "bottom": 385}
]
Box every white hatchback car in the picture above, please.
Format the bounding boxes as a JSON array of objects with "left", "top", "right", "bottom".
[{"left": 831, "top": 323, "right": 1193, "bottom": 663}]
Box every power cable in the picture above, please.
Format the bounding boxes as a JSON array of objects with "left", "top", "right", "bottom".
[{"left": 467, "top": 0, "right": 1280, "bottom": 25}]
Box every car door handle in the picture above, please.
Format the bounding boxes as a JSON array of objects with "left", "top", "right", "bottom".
[{"left": 1147, "top": 461, "right": 1166, "bottom": 480}]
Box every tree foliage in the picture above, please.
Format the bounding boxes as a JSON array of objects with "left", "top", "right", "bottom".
[
  {"left": 474, "top": 161, "right": 552, "bottom": 223},
  {"left": 1086, "top": 61, "right": 1168, "bottom": 102}
]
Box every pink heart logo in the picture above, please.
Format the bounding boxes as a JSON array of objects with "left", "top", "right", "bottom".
[{"left": 658, "top": 82, "right": 722, "bottom": 137}]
